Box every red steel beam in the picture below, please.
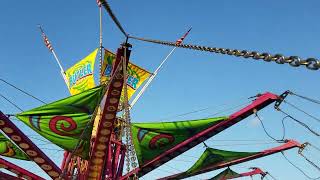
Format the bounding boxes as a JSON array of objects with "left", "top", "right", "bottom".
[
  {"left": 121, "top": 92, "right": 279, "bottom": 179},
  {"left": 86, "top": 44, "right": 130, "bottom": 180},
  {"left": 160, "top": 140, "right": 301, "bottom": 179},
  {"left": 0, "top": 112, "right": 63, "bottom": 179},
  {"left": 0, "top": 157, "right": 45, "bottom": 180}
]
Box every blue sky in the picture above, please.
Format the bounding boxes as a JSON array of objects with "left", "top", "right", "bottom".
[{"left": 1, "top": 0, "right": 320, "bottom": 179}]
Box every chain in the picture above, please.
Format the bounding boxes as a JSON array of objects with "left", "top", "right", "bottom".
[
  {"left": 98, "top": 0, "right": 320, "bottom": 70},
  {"left": 122, "top": 45, "right": 138, "bottom": 176},
  {"left": 122, "top": 46, "right": 131, "bottom": 173},
  {"left": 129, "top": 36, "right": 320, "bottom": 71}
]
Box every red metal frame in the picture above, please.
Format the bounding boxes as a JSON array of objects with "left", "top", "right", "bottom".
[
  {"left": 160, "top": 140, "right": 301, "bottom": 179},
  {"left": 60, "top": 151, "right": 68, "bottom": 170},
  {"left": 86, "top": 44, "right": 130, "bottom": 180},
  {"left": 0, "top": 171, "right": 20, "bottom": 180},
  {"left": 208, "top": 167, "right": 266, "bottom": 180},
  {"left": 0, "top": 112, "right": 62, "bottom": 179},
  {"left": 121, "top": 92, "right": 279, "bottom": 179},
  {"left": 111, "top": 138, "right": 122, "bottom": 178},
  {"left": 0, "top": 157, "right": 45, "bottom": 180},
  {"left": 239, "top": 167, "right": 266, "bottom": 178},
  {"left": 116, "top": 145, "right": 126, "bottom": 180}
]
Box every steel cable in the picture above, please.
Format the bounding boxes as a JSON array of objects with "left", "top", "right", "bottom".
[
  {"left": 0, "top": 78, "right": 46, "bottom": 104},
  {"left": 278, "top": 109, "right": 320, "bottom": 137},
  {"left": 282, "top": 152, "right": 320, "bottom": 180},
  {"left": 0, "top": 93, "right": 23, "bottom": 111},
  {"left": 310, "top": 144, "right": 320, "bottom": 153},
  {"left": 266, "top": 172, "right": 278, "bottom": 180},
  {"left": 254, "top": 111, "right": 285, "bottom": 142},
  {"left": 290, "top": 92, "right": 320, "bottom": 105},
  {"left": 284, "top": 100, "right": 320, "bottom": 123},
  {"left": 300, "top": 153, "right": 320, "bottom": 172}
]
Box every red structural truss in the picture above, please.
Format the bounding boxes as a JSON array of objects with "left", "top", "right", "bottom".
[
  {"left": 0, "top": 157, "right": 45, "bottom": 180},
  {"left": 86, "top": 44, "right": 130, "bottom": 180},
  {"left": 122, "top": 92, "right": 279, "bottom": 179},
  {"left": 160, "top": 140, "right": 301, "bottom": 179},
  {"left": 0, "top": 112, "right": 63, "bottom": 180}
]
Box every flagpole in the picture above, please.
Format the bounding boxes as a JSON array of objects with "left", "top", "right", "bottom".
[
  {"left": 38, "top": 25, "right": 68, "bottom": 86},
  {"left": 130, "top": 28, "right": 192, "bottom": 108},
  {"left": 51, "top": 50, "right": 68, "bottom": 85}
]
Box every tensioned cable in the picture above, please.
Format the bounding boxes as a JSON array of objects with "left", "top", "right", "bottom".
[
  {"left": 282, "top": 152, "right": 320, "bottom": 180},
  {"left": 162, "top": 164, "right": 183, "bottom": 174},
  {"left": 99, "top": 0, "right": 128, "bottom": 37},
  {"left": 205, "top": 142, "right": 279, "bottom": 147},
  {"left": 204, "top": 101, "right": 251, "bottom": 118},
  {"left": 254, "top": 111, "right": 285, "bottom": 142},
  {"left": 129, "top": 36, "right": 320, "bottom": 71},
  {"left": 156, "top": 167, "right": 184, "bottom": 179},
  {"left": 310, "top": 144, "right": 320, "bottom": 153},
  {"left": 290, "top": 92, "right": 320, "bottom": 105},
  {"left": 9, "top": 118, "right": 49, "bottom": 142},
  {"left": 266, "top": 172, "right": 278, "bottom": 180},
  {"left": 284, "top": 100, "right": 320, "bottom": 123},
  {"left": 170, "top": 159, "right": 194, "bottom": 163},
  {"left": 0, "top": 78, "right": 46, "bottom": 104},
  {"left": 278, "top": 109, "right": 320, "bottom": 137},
  {"left": 207, "top": 139, "right": 275, "bottom": 142},
  {"left": 155, "top": 99, "right": 251, "bottom": 129},
  {"left": 0, "top": 93, "right": 23, "bottom": 111},
  {"left": 300, "top": 153, "right": 320, "bottom": 172},
  {"left": 162, "top": 164, "right": 203, "bottom": 180},
  {"left": 153, "top": 98, "right": 251, "bottom": 123}
]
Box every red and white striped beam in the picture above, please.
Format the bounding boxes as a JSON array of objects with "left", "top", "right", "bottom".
[
  {"left": 0, "top": 157, "right": 45, "bottom": 180},
  {"left": 160, "top": 140, "right": 301, "bottom": 179},
  {"left": 0, "top": 112, "right": 63, "bottom": 180},
  {"left": 122, "top": 92, "right": 279, "bottom": 179},
  {"left": 86, "top": 45, "right": 130, "bottom": 180}
]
